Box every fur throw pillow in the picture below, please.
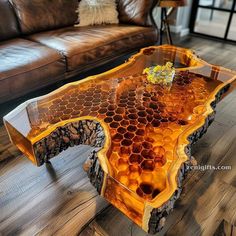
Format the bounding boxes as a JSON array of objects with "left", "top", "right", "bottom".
[{"left": 75, "top": 0, "right": 119, "bottom": 26}]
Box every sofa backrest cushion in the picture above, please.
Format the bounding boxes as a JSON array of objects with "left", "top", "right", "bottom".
[
  {"left": 117, "top": 0, "right": 155, "bottom": 26},
  {"left": 0, "top": 0, "right": 20, "bottom": 41},
  {"left": 11, "top": 0, "right": 78, "bottom": 34}
]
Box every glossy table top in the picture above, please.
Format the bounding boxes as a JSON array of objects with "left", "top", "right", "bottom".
[{"left": 4, "top": 45, "right": 236, "bottom": 231}]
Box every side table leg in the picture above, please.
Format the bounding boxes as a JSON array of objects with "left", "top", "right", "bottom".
[
  {"left": 160, "top": 8, "right": 164, "bottom": 45},
  {"left": 164, "top": 8, "right": 173, "bottom": 45}
]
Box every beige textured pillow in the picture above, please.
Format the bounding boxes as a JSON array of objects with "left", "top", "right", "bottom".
[{"left": 75, "top": 0, "right": 119, "bottom": 27}]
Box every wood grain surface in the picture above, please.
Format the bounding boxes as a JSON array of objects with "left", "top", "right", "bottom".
[{"left": 0, "top": 36, "right": 236, "bottom": 236}]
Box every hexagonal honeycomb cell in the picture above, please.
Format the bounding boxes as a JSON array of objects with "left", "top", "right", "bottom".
[{"left": 4, "top": 45, "right": 236, "bottom": 234}]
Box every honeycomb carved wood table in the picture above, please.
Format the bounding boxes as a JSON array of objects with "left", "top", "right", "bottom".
[{"left": 4, "top": 45, "right": 236, "bottom": 234}]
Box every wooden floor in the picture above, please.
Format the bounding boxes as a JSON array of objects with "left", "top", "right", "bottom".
[{"left": 0, "top": 35, "right": 236, "bottom": 236}]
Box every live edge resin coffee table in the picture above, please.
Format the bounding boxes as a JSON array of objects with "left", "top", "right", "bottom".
[{"left": 4, "top": 45, "right": 236, "bottom": 234}]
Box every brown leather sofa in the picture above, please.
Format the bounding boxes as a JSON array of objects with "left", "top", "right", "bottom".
[{"left": 0, "top": 0, "right": 158, "bottom": 104}]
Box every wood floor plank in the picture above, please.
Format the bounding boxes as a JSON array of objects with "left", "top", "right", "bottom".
[
  {"left": 0, "top": 126, "right": 21, "bottom": 162},
  {"left": 0, "top": 146, "right": 109, "bottom": 236}
]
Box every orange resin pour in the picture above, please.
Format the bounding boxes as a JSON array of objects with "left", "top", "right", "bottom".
[{"left": 4, "top": 45, "right": 236, "bottom": 227}]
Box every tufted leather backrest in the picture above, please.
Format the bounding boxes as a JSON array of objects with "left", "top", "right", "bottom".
[
  {"left": 117, "top": 0, "right": 156, "bottom": 26},
  {"left": 0, "top": 0, "right": 20, "bottom": 41},
  {"left": 10, "top": 0, "right": 79, "bottom": 34}
]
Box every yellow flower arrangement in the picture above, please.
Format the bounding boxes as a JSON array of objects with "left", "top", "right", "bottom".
[{"left": 143, "top": 62, "right": 175, "bottom": 85}]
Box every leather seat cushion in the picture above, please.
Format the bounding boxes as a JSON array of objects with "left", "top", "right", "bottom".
[
  {"left": 0, "top": 39, "right": 65, "bottom": 102},
  {"left": 29, "top": 25, "right": 157, "bottom": 72}
]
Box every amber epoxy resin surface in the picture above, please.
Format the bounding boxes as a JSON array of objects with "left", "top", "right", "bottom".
[{"left": 4, "top": 45, "right": 236, "bottom": 233}]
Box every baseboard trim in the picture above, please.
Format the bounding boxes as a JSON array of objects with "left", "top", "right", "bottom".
[
  {"left": 180, "top": 28, "right": 190, "bottom": 37},
  {"left": 170, "top": 25, "right": 182, "bottom": 34},
  {"left": 170, "top": 25, "right": 190, "bottom": 37}
]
